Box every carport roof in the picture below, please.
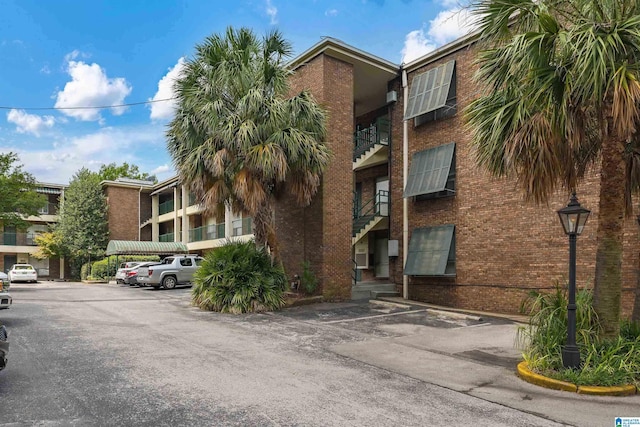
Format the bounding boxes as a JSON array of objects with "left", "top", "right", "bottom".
[{"left": 106, "top": 240, "right": 188, "bottom": 256}]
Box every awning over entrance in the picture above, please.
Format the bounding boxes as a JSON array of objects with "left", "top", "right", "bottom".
[{"left": 106, "top": 240, "right": 188, "bottom": 256}]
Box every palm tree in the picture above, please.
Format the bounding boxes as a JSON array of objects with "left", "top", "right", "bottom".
[
  {"left": 466, "top": 0, "right": 640, "bottom": 337},
  {"left": 167, "top": 27, "right": 329, "bottom": 264}
]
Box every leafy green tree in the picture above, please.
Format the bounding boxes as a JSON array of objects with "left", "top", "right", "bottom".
[
  {"left": 33, "top": 231, "right": 66, "bottom": 260},
  {"left": 98, "top": 162, "right": 157, "bottom": 183},
  {"left": 167, "top": 27, "right": 329, "bottom": 263},
  {"left": 57, "top": 168, "right": 108, "bottom": 277},
  {"left": 0, "top": 152, "right": 46, "bottom": 230},
  {"left": 466, "top": 0, "right": 640, "bottom": 337}
]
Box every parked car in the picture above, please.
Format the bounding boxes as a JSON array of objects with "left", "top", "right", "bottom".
[
  {"left": 0, "top": 277, "right": 11, "bottom": 310},
  {"left": 115, "top": 262, "right": 141, "bottom": 284},
  {"left": 0, "top": 323, "right": 8, "bottom": 371},
  {"left": 123, "top": 261, "right": 161, "bottom": 286},
  {"left": 136, "top": 255, "right": 203, "bottom": 289},
  {"left": 7, "top": 264, "right": 37, "bottom": 283}
]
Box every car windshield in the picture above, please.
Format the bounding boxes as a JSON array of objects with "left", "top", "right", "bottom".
[{"left": 14, "top": 265, "right": 34, "bottom": 270}]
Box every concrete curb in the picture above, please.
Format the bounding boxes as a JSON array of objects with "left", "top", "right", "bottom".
[{"left": 517, "top": 362, "right": 638, "bottom": 396}]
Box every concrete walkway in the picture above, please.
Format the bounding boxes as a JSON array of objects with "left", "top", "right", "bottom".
[{"left": 325, "top": 298, "right": 640, "bottom": 427}]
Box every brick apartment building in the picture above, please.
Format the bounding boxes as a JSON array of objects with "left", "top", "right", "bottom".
[
  {"left": 27, "top": 32, "right": 638, "bottom": 315},
  {"left": 0, "top": 182, "right": 67, "bottom": 279},
  {"left": 276, "top": 34, "right": 637, "bottom": 315}
]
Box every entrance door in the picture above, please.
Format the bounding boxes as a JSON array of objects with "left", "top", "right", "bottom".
[
  {"left": 4, "top": 255, "right": 17, "bottom": 273},
  {"left": 376, "top": 178, "right": 389, "bottom": 216},
  {"left": 374, "top": 237, "right": 389, "bottom": 278}
]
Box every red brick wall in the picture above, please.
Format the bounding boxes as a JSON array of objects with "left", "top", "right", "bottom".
[
  {"left": 105, "top": 186, "right": 142, "bottom": 241},
  {"left": 387, "top": 43, "right": 639, "bottom": 315},
  {"left": 281, "top": 54, "right": 355, "bottom": 300}
]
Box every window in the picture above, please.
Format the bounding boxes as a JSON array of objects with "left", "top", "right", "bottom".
[
  {"left": 404, "top": 143, "right": 455, "bottom": 199},
  {"left": 180, "top": 258, "right": 192, "bottom": 267},
  {"left": 404, "top": 225, "right": 455, "bottom": 276},
  {"left": 404, "top": 60, "right": 456, "bottom": 125}
]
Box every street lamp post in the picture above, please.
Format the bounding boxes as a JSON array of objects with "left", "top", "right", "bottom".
[{"left": 557, "top": 193, "right": 590, "bottom": 369}]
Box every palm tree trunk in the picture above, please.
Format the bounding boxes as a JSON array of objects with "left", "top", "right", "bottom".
[
  {"left": 593, "top": 134, "right": 625, "bottom": 338},
  {"left": 253, "top": 200, "right": 280, "bottom": 265}
]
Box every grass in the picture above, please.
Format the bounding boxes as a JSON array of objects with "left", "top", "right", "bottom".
[{"left": 518, "top": 281, "right": 640, "bottom": 387}]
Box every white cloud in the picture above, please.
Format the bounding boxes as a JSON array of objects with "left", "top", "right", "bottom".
[
  {"left": 401, "top": 30, "right": 437, "bottom": 63},
  {"left": 4, "top": 124, "right": 167, "bottom": 184},
  {"left": 40, "top": 64, "right": 51, "bottom": 74},
  {"left": 401, "top": 5, "right": 478, "bottom": 63},
  {"left": 325, "top": 9, "right": 338, "bottom": 16},
  {"left": 265, "top": 0, "right": 278, "bottom": 24},
  {"left": 149, "top": 57, "right": 186, "bottom": 121},
  {"left": 6, "top": 109, "right": 55, "bottom": 136},
  {"left": 151, "top": 164, "right": 171, "bottom": 175},
  {"left": 54, "top": 53, "right": 132, "bottom": 122}
]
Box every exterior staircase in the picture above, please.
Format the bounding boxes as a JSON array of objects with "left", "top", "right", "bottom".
[
  {"left": 351, "top": 282, "right": 400, "bottom": 300},
  {"left": 352, "top": 117, "right": 390, "bottom": 171}
]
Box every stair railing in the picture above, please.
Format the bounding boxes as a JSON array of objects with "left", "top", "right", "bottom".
[
  {"left": 353, "top": 118, "right": 390, "bottom": 161},
  {"left": 352, "top": 190, "right": 390, "bottom": 236}
]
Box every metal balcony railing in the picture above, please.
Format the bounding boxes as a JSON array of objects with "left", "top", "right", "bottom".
[
  {"left": 189, "top": 223, "right": 225, "bottom": 242},
  {"left": 232, "top": 217, "right": 253, "bottom": 236},
  {"left": 1, "top": 232, "right": 38, "bottom": 246},
  {"left": 159, "top": 232, "right": 174, "bottom": 242},
  {"left": 159, "top": 200, "right": 175, "bottom": 215}
]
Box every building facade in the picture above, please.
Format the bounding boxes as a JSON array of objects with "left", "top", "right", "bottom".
[
  {"left": 0, "top": 182, "right": 67, "bottom": 279},
  {"left": 66, "top": 34, "right": 638, "bottom": 316},
  {"left": 280, "top": 36, "right": 638, "bottom": 315}
]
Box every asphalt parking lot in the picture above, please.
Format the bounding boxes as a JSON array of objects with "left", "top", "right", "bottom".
[{"left": 1, "top": 281, "right": 638, "bottom": 426}]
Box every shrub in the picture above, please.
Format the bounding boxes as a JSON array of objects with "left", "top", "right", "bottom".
[
  {"left": 91, "top": 259, "right": 109, "bottom": 279},
  {"left": 192, "top": 240, "right": 287, "bottom": 313},
  {"left": 300, "top": 260, "right": 318, "bottom": 295},
  {"left": 518, "top": 281, "right": 640, "bottom": 387}
]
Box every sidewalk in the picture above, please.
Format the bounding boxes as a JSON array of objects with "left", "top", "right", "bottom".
[{"left": 328, "top": 298, "right": 639, "bottom": 427}]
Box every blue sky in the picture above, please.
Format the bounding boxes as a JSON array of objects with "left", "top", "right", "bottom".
[{"left": 0, "top": 0, "right": 475, "bottom": 184}]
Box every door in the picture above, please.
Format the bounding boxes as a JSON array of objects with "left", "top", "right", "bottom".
[
  {"left": 4, "top": 255, "right": 17, "bottom": 273},
  {"left": 374, "top": 237, "right": 389, "bottom": 278},
  {"left": 376, "top": 178, "right": 389, "bottom": 216}
]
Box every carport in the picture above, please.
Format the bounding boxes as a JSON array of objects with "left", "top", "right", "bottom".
[{"left": 106, "top": 240, "right": 189, "bottom": 280}]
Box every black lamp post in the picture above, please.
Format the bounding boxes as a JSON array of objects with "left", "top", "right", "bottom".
[{"left": 557, "top": 192, "right": 590, "bottom": 369}]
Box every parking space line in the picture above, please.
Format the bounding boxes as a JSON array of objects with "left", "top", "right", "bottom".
[{"left": 322, "top": 309, "right": 429, "bottom": 324}]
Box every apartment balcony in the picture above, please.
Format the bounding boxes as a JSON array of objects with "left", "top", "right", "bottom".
[
  {"left": 159, "top": 232, "right": 174, "bottom": 242},
  {"left": 159, "top": 199, "right": 175, "bottom": 215},
  {"left": 1, "top": 232, "right": 38, "bottom": 246},
  {"left": 353, "top": 117, "right": 390, "bottom": 171},
  {"left": 189, "top": 223, "right": 225, "bottom": 243},
  {"left": 232, "top": 218, "right": 253, "bottom": 237}
]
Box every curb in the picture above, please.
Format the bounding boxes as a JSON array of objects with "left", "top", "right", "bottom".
[{"left": 517, "top": 362, "right": 638, "bottom": 396}]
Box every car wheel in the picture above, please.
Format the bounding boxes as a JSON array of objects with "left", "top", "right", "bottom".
[{"left": 162, "top": 276, "right": 177, "bottom": 289}]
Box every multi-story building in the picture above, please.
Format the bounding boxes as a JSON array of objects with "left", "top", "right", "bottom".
[
  {"left": 0, "top": 182, "right": 67, "bottom": 279},
  {"left": 102, "top": 177, "right": 254, "bottom": 255},
  {"left": 98, "top": 34, "right": 637, "bottom": 316},
  {"left": 278, "top": 35, "right": 637, "bottom": 315}
]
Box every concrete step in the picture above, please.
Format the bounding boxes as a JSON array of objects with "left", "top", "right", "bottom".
[
  {"left": 370, "top": 290, "right": 400, "bottom": 299},
  {"left": 351, "top": 283, "right": 397, "bottom": 300}
]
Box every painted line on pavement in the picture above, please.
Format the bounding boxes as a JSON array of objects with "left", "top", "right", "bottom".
[{"left": 322, "top": 309, "right": 429, "bottom": 324}]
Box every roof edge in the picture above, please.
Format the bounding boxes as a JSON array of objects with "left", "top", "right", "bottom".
[
  {"left": 403, "top": 29, "right": 481, "bottom": 73},
  {"left": 289, "top": 37, "right": 399, "bottom": 74}
]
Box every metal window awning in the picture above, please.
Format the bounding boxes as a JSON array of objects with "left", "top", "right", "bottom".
[
  {"left": 404, "top": 225, "right": 454, "bottom": 276},
  {"left": 36, "top": 187, "right": 62, "bottom": 195},
  {"left": 106, "top": 240, "right": 188, "bottom": 256},
  {"left": 404, "top": 142, "right": 455, "bottom": 198},
  {"left": 404, "top": 60, "right": 456, "bottom": 120}
]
